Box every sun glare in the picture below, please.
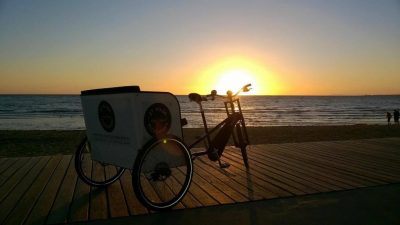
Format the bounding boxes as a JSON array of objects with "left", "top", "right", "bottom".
[
  {"left": 197, "top": 56, "right": 282, "bottom": 95},
  {"left": 215, "top": 69, "right": 256, "bottom": 95}
]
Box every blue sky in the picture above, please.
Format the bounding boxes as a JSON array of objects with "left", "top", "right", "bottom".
[{"left": 0, "top": 0, "right": 399, "bottom": 94}]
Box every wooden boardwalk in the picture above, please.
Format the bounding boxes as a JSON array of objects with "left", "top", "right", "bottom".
[{"left": 1, "top": 137, "right": 399, "bottom": 225}]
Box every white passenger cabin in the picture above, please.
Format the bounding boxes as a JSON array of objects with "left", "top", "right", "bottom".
[{"left": 80, "top": 86, "right": 183, "bottom": 169}]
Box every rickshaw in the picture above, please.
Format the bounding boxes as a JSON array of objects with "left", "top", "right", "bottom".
[{"left": 75, "top": 84, "right": 251, "bottom": 210}]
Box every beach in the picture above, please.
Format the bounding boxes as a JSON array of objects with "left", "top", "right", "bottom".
[{"left": 1, "top": 125, "right": 399, "bottom": 157}]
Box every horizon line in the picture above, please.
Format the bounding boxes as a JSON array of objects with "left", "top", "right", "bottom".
[{"left": 1, "top": 93, "right": 399, "bottom": 97}]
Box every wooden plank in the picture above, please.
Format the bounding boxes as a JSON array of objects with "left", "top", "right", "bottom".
[
  {"left": 178, "top": 166, "right": 234, "bottom": 205},
  {"left": 371, "top": 137, "right": 400, "bottom": 144},
  {"left": 249, "top": 145, "right": 351, "bottom": 190},
  {"left": 313, "top": 142, "right": 400, "bottom": 174},
  {"left": 292, "top": 142, "right": 400, "bottom": 181},
  {"left": 200, "top": 155, "right": 293, "bottom": 198},
  {"left": 147, "top": 175, "right": 186, "bottom": 210},
  {"left": 0, "top": 157, "right": 42, "bottom": 203},
  {"left": 136, "top": 173, "right": 162, "bottom": 211},
  {"left": 220, "top": 155, "right": 295, "bottom": 198},
  {"left": 198, "top": 156, "right": 278, "bottom": 200},
  {"left": 175, "top": 167, "right": 218, "bottom": 207},
  {"left": 166, "top": 168, "right": 202, "bottom": 208},
  {"left": 69, "top": 178, "right": 90, "bottom": 222},
  {"left": 0, "top": 157, "right": 39, "bottom": 202},
  {"left": 119, "top": 171, "right": 149, "bottom": 215},
  {"left": 193, "top": 162, "right": 248, "bottom": 203},
  {"left": 362, "top": 138, "right": 400, "bottom": 153},
  {"left": 345, "top": 139, "right": 400, "bottom": 155},
  {"left": 274, "top": 143, "right": 387, "bottom": 185},
  {"left": 308, "top": 141, "right": 400, "bottom": 172},
  {"left": 139, "top": 171, "right": 185, "bottom": 210},
  {"left": 329, "top": 141, "right": 400, "bottom": 166},
  {"left": 0, "top": 156, "right": 50, "bottom": 224},
  {"left": 222, "top": 152, "right": 308, "bottom": 196},
  {"left": 0, "top": 157, "right": 14, "bottom": 185},
  {"left": 228, "top": 148, "right": 329, "bottom": 193},
  {"left": 194, "top": 157, "right": 266, "bottom": 201},
  {"left": 89, "top": 161, "right": 108, "bottom": 221},
  {"left": 105, "top": 167, "right": 129, "bottom": 218},
  {"left": 228, "top": 147, "right": 333, "bottom": 193},
  {"left": 0, "top": 157, "right": 8, "bottom": 171},
  {"left": 332, "top": 140, "right": 400, "bottom": 165},
  {"left": 23, "top": 155, "right": 72, "bottom": 225},
  {"left": 259, "top": 144, "right": 375, "bottom": 187},
  {"left": 2, "top": 155, "right": 62, "bottom": 225},
  {"left": 46, "top": 155, "right": 78, "bottom": 224},
  {"left": 0, "top": 158, "right": 15, "bottom": 174},
  {"left": 0, "top": 138, "right": 396, "bottom": 225},
  {"left": 69, "top": 154, "right": 91, "bottom": 223},
  {"left": 0, "top": 157, "right": 29, "bottom": 187},
  {"left": 298, "top": 142, "right": 395, "bottom": 175},
  {"left": 282, "top": 142, "right": 386, "bottom": 185},
  {"left": 291, "top": 141, "right": 396, "bottom": 183}
]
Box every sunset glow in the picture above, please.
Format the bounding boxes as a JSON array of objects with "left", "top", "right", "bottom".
[
  {"left": 196, "top": 56, "right": 283, "bottom": 95},
  {"left": 0, "top": 1, "right": 399, "bottom": 95},
  {"left": 215, "top": 69, "right": 256, "bottom": 95}
]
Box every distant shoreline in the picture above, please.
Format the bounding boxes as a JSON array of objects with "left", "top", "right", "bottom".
[{"left": 1, "top": 125, "right": 399, "bottom": 158}]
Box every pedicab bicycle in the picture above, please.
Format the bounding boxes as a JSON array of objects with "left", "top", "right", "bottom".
[{"left": 75, "top": 84, "right": 251, "bottom": 210}]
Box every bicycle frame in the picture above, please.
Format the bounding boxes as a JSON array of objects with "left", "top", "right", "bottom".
[
  {"left": 187, "top": 92, "right": 249, "bottom": 168},
  {"left": 189, "top": 114, "right": 236, "bottom": 155},
  {"left": 224, "top": 96, "right": 250, "bottom": 147}
]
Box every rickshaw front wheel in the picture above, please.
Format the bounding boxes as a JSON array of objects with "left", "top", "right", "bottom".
[{"left": 132, "top": 137, "right": 193, "bottom": 211}]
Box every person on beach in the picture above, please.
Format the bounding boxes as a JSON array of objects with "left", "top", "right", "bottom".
[
  {"left": 386, "top": 112, "right": 392, "bottom": 126},
  {"left": 394, "top": 109, "right": 399, "bottom": 125}
]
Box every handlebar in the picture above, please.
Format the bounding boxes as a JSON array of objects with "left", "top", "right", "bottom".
[
  {"left": 189, "top": 83, "right": 251, "bottom": 104},
  {"left": 206, "top": 83, "right": 252, "bottom": 100}
]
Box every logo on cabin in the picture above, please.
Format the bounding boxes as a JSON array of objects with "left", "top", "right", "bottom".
[{"left": 98, "top": 101, "right": 115, "bottom": 132}]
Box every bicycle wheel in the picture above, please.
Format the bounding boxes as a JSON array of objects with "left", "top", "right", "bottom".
[
  {"left": 75, "top": 137, "right": 125, "bottom": 187},
  {"left": 132, "top": 137, "right": 193, "bottom": 211}
]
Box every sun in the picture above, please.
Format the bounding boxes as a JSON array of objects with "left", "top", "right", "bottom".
[
  {"left": 215, "top": 69, "right": 257, "bottom": 95},
  {"left": 196, "top": 55, "right": 283, "bottom": 95}
]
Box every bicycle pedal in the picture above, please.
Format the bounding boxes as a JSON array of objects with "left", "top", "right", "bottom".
[{"left": 219, "top": 162, "right": 230, "bottom": 169}]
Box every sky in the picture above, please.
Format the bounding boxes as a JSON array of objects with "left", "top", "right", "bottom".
[{"left": 0, "top": 0, "right": 399, "bottom": 95}]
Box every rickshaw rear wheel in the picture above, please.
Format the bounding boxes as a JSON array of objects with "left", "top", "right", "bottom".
[{"left": 75, "top": 137, "right": 125, "bottom": 187}]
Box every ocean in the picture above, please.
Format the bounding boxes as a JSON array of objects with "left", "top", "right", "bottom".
[{"left": 0, "top": 95, "right": 399, "bottom": 130}]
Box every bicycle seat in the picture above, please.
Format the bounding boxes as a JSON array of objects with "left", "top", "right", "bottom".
[{"left": 188, "top": 93, "right": 206, "bottom": 104}]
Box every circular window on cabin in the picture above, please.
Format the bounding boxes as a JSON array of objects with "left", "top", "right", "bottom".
[
  {"left": 98, "top": 100, "right": 115, "bottom": 132},
  {"left": 144, "top": 103, "right": 171, "bottom": 137}
]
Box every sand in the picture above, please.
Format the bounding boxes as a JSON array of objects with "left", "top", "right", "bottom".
[{"left": 1, "top": 125, "right": 399, "bottom": 157}]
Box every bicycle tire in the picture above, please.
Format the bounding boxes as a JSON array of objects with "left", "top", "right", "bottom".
[
  {"left": 75, "top": 137, "right": 125, "bottom": 187},
  {"left": 132, "top": 137, "right": 193, "bottom": 211}
]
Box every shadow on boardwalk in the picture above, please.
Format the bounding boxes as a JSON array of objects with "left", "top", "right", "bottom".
[
  {"left": 0, "top": 137, "right": 399, "bottom": 224},
  {"left": 74, "top": 183, "right": 400, "bottom": 225}
]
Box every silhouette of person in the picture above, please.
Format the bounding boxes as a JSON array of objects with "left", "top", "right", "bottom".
[
  {"left": 394, "top": 109, "right": 399, "bottom": 125},
  {"left": 386, "top": 112, "right": 392, "bottom": 126}
]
